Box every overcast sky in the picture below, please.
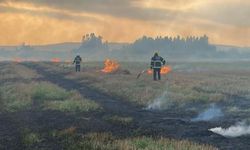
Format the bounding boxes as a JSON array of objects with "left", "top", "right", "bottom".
[{"left": 0, "top": 0, "right": 249, "bottom": 46}]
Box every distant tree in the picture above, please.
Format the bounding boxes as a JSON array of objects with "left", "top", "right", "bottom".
[{"left": 73, "top": 33, "right": 109, "bottom": 58}]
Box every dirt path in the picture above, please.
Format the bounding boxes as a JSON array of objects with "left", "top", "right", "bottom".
[{"left": 4, "top": 63, "right": 250, "bottom": 150}]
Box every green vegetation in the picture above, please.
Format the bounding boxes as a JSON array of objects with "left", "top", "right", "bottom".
[
  {"left": 22, "top": 130, "right": 42, "bottom": 147},
  {"left": 0, "top": 82, "right": 33, "bottom": 112},
  {"left": 50, "top": 131, "right": 217, "bottom": 150},
  {"left": 0, "top": 81, "right": 100, "bottom": 112},
  {"left": 0, "top": 63, "right": 40, "bottom": 80},
  {"left": 45, "top": 61, "right": 250, "bottom": 108},
  {"left": 1, "top": 62, "right": 247, "bottom": 149},
  {"left": 45, "top": 94, "right": 100, "bottom": 113},
  {"left": 35, "top": 61, "right": 250, "bottom": 116},
  {"left": 0, "top": 64, "right": 101, "bottom": 113},
  {"left": 31, "top": 82, "right": 71, "bottom": 102},
  {"left": 0, "top": 62, "right": 221, "bottom": 150}
]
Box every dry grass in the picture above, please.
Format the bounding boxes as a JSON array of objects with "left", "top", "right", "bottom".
[
  {"left": 58, "top": 62, "right": 168, "bottom": 106},
  {"left": 54, "top": 132, "right": 218, "bottom": 150},
  {"left": 0, "top": 82, "right": 33, "bottom": 112},
  {"left": 0, "top": 64, "right": 101, "bottom": 113},
  {"left": 0, "top": 81, "right": 101, "bottom": 112},
  {"left": 41, "top": 61, "right": 250, "bottom": 108},
  {"left": 45, "top": 94, "right": 100, "bottom": 113},
  {"left": 0, "top": 63, "right": 40, "bottom": 80},
  {"left": 0, "top": 62, "right": 221, "bottom": 150},
  {"left": 21, "top": 129, "right": 42, "bottom": 147}
]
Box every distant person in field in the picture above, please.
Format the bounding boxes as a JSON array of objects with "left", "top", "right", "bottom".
[
  {"left": 150, "top": 52, "right": 166, "bottom": 81},
  {"left": 73, "top": 55, "right": 82, "bottom": 72}
]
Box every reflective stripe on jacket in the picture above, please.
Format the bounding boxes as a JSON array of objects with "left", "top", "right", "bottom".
[
  {"left": 151, "top": 56, "right": 166, "bottom": 69},
  {"left": 74, "top": 56, "right": 82, "bottom": 65}
]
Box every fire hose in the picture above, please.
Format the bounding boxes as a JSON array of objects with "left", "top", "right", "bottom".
[
  {"left": 136, "top": 69, "right": 147, "bottom": 79},
  {"left": 136, "top": 65, "right": 171, "bottom": 79}
]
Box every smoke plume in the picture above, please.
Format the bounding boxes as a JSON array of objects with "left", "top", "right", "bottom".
[
  {"left": 209, "top": 121, "right": 250, "bottom": 138},
  {"left": 191, "top": 103, "right": 223, "bottom": 121},
  {"left": 147, "top": 90, "right": 169, "bottom": 110}
]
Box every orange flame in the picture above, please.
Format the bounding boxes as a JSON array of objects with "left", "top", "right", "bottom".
[
  {"left": 101, "top": 59, "right": 119, "bottom": 73},
  {"left": 160, "top": 66, "right": 172, "bottom": 74},
  {"left": 51, "top": 58, "right": 61, "bottom": 63},
  {"left": 147, "top": 66, "right": 172, "bottom": 74},
  {"left": 147, "top": 69, "right": 153, "bottom": 74},
  {"left": 13, "top": 57, "right": 23, "bottom": 63}
]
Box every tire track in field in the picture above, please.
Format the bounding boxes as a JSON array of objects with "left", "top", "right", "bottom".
[{"left": 23, "top": 63, "right": 250, "bottom": 150}]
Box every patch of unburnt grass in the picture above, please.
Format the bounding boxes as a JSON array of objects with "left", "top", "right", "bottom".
[
  {"left": 0, "top": 63, "right": 101, "bottom": 113},
  {"left": 0, "top": 81, "right": 101, "bottom": 113},
  {"left": 49, "top": 131, "right": 218, "bottom": 150},
  {"left": 44, "top": 91, "right": 100, "bottom": 113},
  {"left": 0, "top": 82, "right": 33, "bottom": 112},
  {"left": 21, "top": 128, "right": 42, "bottom": 148},
  {"left": 0, "top": 63, "right": 40, "bottom": 81}
]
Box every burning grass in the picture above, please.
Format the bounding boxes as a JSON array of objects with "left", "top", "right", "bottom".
[
  {"left": 60, "top": 63, "right": 168, "bottom": 106},
  {"left": 8, "top": 62, "right": 250, "bottom": 113},
  {"left": 41, "top": 61, "right": 250, "bottom": 110},
  {"left": 147, "top": 66, "right": 172, "bottom": 74},
  {"left": 51, "top": 58, "right": 61, "bottom": 63},
  {"left": 1, "top": 62, "right": 247, "bottom": 149},
  {"left": 101, "top": 59, "right": 119, "bottom": 73}
]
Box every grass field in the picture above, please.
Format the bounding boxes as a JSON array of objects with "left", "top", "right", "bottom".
[
  {"left": 42, "top": 61, "right": 250, "bottom": 109},
  {"left": 2, "top": 61, "right": 250, "bottom": 149},
  {"left": 0, "top": 63, "right": 101, "bottom": 113}
]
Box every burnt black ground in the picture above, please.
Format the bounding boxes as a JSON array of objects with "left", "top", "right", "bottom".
[{"left": 1, "top": 62, "right": 250, "bottom": 150}]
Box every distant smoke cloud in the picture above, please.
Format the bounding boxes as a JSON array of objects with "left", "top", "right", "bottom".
[
  {"left": 191, "top": 103, "right": 223, "bottom": 122},
  {"left": 209, "top": 121, "right": 250, "bottom": 138}
]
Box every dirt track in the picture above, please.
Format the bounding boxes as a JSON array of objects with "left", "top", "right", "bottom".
[{"left": 1, "top": 62, "right": 250, "bottom": 150}]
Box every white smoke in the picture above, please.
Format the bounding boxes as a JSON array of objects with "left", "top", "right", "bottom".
[
  {"left": 191, "top": 103, "right": 223, "bottom": 121},
  {"left": 209, "top": 121, "right": 250, "bottom": 138},
  {"left": 146, "top": 77, "right": 173, "bottom": 110},
  {"left": 146, "top": 90, "right": 169, "bottom": 110}
]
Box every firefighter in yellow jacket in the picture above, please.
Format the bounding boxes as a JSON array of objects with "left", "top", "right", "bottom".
[{"left": 150, "top": 52, "right": 166, "bottom": 80}]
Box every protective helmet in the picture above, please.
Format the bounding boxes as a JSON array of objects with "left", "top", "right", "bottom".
[{"left": 154, "top": 52, "right": 158, "bottom": 56}]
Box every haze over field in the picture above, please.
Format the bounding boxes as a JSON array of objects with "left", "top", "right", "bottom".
[
  {"left": 0, "top": 0, "right": 249, "bottom": 47},
  {"left": 1, "top": 1, "right": 250, "bottom": 149}
]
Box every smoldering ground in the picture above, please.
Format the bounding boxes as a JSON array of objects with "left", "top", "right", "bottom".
[
  {"left": 191, "top": 103, "right": 223, "bottom": 122},
  {"left": 209, "top": 121, "right": 250, "bottom": 138}
]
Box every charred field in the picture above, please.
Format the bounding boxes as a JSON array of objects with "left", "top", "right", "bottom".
[{"left": 1, "top": 61, "right": 250, "bottom": 150}]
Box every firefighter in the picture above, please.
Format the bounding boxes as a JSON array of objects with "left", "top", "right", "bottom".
[
  {"left": 73, "top": 55, "right": 82, "bottom": 72},
  {"left": 150, "top": 52, "right": 166, "bottom": 80}
]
